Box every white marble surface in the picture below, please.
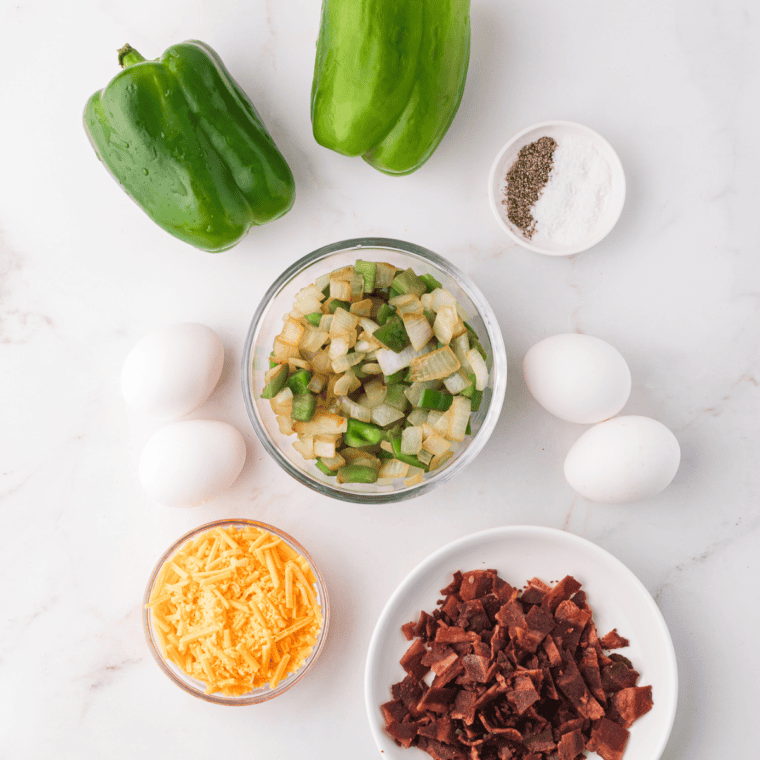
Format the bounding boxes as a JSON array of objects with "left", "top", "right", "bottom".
[{"left": 1, "top": 0, "right": 758, "bottom": 757}]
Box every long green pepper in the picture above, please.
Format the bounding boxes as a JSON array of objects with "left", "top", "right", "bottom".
[{"left": 311, "top": 0, "right": 471, "bottom": 175}]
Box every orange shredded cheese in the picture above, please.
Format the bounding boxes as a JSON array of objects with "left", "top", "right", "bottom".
[{"left": 147, "top": 525, "right": 323, "bottom": 696}]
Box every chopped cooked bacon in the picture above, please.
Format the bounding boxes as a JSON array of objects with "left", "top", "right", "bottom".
[
  {"left": 383, "top": 571, "right": 651, "bottom": 760},
  {"left": 557, "top": 728, "right": 585, "bottom": 760},
  {"left": 611, "top": 685, "right": 653, "bottom": 727},
  {"left": 600, "top": 628, "right": 630, "bottom": 650},
  {"left": 586, "top": 717, "right": 630, "bottom": 760}
]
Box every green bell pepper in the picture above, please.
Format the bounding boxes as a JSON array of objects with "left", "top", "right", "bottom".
[
  {"left": 84, "top": 41, "right": 295, "bottom": 252},
  {"left": 311, "top": 0, "right": 471, "bottom": 175}
]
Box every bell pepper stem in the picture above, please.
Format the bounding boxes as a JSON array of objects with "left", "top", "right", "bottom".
[{"left": 118, "top": 44, "right": 147, "bottom": 69}]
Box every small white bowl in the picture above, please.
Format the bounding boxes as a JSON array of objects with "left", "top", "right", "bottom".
[{"left": 488, "top": 121, "right": 626, "bottom": 256}]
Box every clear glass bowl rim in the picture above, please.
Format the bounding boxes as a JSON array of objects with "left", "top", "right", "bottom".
[
  {"left": 142, "top": 518, "right": 330, "bottom": 705},
  {"left": 241, "top": 237, "right": 507, "bottom": 504}
]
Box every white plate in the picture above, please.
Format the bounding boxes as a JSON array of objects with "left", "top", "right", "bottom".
[
  {"left": 365, "top": 525, "right": 677, "bottom": 760},
  {"left": 488, "top": 121, "right": 626, "bottom": 256}
]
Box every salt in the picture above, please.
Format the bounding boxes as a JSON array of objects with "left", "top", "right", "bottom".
[{"left": 530, "top": 135, "right": 611, "bottom": 246}]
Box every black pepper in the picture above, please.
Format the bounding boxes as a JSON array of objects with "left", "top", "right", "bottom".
[{"left": 502, "top": 136, "right": 557, "bottom": 239}]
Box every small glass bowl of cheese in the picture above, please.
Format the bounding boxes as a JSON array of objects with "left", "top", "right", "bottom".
[{"left": 143, "top": 519, "right": 330, "bottom": 705}]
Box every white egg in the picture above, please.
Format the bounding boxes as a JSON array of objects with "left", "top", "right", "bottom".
[
  {"left": 139, "top": 420, "right": 247, "bottom": 508},
  {"left": 564, "top": 415, "right": 680, "bottom": 504},
  {"left": 121, "top": 323, "right": 224, "bottom": 419},
  {"left": 523, "top": 334, "right": 631, "bottom": 424}
]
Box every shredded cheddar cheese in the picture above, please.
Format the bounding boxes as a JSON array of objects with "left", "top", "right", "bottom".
[{"left": 147, "top": 525, "right": 323, "bottom": 696}]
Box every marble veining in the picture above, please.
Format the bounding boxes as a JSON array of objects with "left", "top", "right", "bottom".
[{"left": 1, "top": 0, "right": 759, "bottom": 758}]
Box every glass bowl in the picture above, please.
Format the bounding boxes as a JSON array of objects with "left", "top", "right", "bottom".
[
  {"left": 241, "top": 237, "right": 507, "bottom": 504},
  {"left": 143, "top": 518, "right": 330, "bottom": 705}
]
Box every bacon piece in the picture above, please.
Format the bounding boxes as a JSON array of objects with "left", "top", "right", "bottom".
[
  {"left": 557, "top": 728, "right": 585, "bottom": 760},
  {"left": 521, "top": 577, "right": 550, "bottom": 605},
  {"left": 578, "top": 645, "right": 607, "bottom": 706},
  {"left": 555, "top": 655, "right": 605, "bottom": 720},
  {"left": 601, "top": 660, "right": 640, "bottom": 692},
  {"left": 611, "top": 686, "right": 653, "bottom": 727},
  {"left": 460, "top": 570, "right": 495, "bottom": 601},
  {"left": 418, "top": 717, "right": 457, "bottom": 745},
  {"left": 418, "top": 687, "right": 457, "bottom": 714},
  {"left": 522, "top": 727, "right": 555, "bottom": 754},
  {"left": 542, "top": 576, "right": 582, "bottom": 614},
  {"left": 586, "top": 718, "right": 630, "bottom": 760},
  {"left": 506, "top": 673, "right": 540, "bottom": 714},
  {"left": 381, "top": 699, "right": 408, "bottom": 725},
  {"left": 600, "top": 628, "right": 630, "bottom": 650},
  {"left": 386, "top": 721, "right": 418, "bottom": 748},
  {"left": 435, "top": 622, "right": 480, "bottom": 644},
  {"left": 495, "top": 596, "right": 527, "bottom": 629},
  {"left": 401, "top": 637, "right": 431, "bottom": 681}
]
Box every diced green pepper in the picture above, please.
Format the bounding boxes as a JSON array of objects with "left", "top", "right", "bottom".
[
  {"left": 305, "top": 312, "right": 322, "bottom": 327},
  {"left": 346, "top": 418, "right": 385, "bottom": 446},
  {"left": 291, "top": 392, "right": 317, "bottom": 422},
  {"left": 373, "top": 315, "right": 410, "bottom": 353},
  {"left": 261, "top": 363, "right": 287, "bottom": 399},
  {"left": 376, "top": 302, "right": 395, "bottom": 326},
  {"left": 287, "top": 369, "right": 312, "bottom": 396},
  {"left": 384, "top": 384, "right": 408, "bottom": 412},
  {"left": 465, "top": 420, "right": 471, "bottom": 436},
  {"left": 354, "top": 260, "right": 377, "bottom": 292},
  {"left": 329, "top": 299, "right": 351, "bottom": 314},
  {"left": 268, "top": 351, "right": 277, "bottom": 369},
  {"left": 337, "top": 464, "right": 379, "bottom": 484},
  {"left": 461, "top": 374, "right": 477, "bottom": 398},
  {"left": 464, "top": 322, "right": 488, "bottom": 361},
  {"left": 470, "top": 389, "right": 483, "bottom": 413},
  {"left": 420, "top": 273, "right": 442, "bottom": 292},
  {"left": 316, "top": 460, "right": 337, "bottom": 476},
  {"left": 419, "top": 388, "right": 453, "bottom": 411},
  {"left": 390, "top": 268, "right": 427, "bottom": 298},
  {"left": 384, "top": 368, "right": 406, "bottom": 385}
]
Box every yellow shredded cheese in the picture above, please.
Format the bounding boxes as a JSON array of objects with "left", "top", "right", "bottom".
[{"left": 148, "top": 525, "right": 323, "bottom": 696}]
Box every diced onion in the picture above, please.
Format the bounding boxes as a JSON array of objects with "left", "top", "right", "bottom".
[
  {"left": 339, "top": 396, "right": 372, "bottom": 423},
  {"left": 376, "top": 344, "right": 429, "bottom": 376},
  {"left": 402, "top": 313, "right": 434, "bottom": 351},
  {"left": 406, "top": 408, "right": 429, "bottom": 426},
  {"left": 429, "top": 450, "right": 453, "bottom": 471},
  {"left": 313, "top": 437, "right": 337, "bottom": 458},
  {"left": 443, "top": 370, "right": 471, "bottom": 395},
  {"left": 378, "top": 459, "right": 410, "bottom": 479},
  {"left": 363, "top": 379, "right": 387, "bottom": 407},
  {"left": 401, "top": 426, "right": 423, "bottom": 455},
  {"left": 375, "top": 262, "right": 396, "bottom": 288},
  {"left": 447, "top": 396, "right": 471, "bottom": 442},
  {"left": 431, "top": 288, "right": 458, "bottom": 312},
  {"left": 371, "top": 403, "right": 405, "bottom": 427},
  {"left": 281, "top": 317, "right": 305, "bottom": 345},
  {"left": 422, "top": 433, "right": 451, "bottom": 457},
  {"left": 330, "top": 307, "right": 360, "bottom": 337},
  {"left": 276, "top": 415, "right": 294, "bottom": 435},
  {"left": 293, "top": 437, "right": 315, "bottom": 460},
  {"left": 433, "top": 306, "right": 458, "bottom": 346},
  {"left": 409, "top": 346, "right": 461, "bottom": 382},
  {"left": 466, "top": 348, "right": 488, "bottom": 391},
  {"left": 319, "top": 453, "right": 346, "bottom": 472},
  {"left": 269, "top": 386, "right": 293, "bottom": 417}
]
